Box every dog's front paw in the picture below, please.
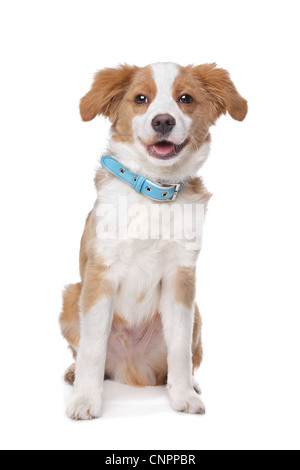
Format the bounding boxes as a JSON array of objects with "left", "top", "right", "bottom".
[
  {"left": 67, "top": 394, "right": 102, "bottom": 421},
  {"left": 170, "top": 389, "right": 206, "bottom": 415}
]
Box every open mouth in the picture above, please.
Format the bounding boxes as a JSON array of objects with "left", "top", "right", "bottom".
[{"left": 140, "top": 139, "right": 188, "bottom": 160}]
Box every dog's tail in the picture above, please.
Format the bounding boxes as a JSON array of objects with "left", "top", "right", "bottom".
[{"left": 59, "top": 283, "right": 82, "bottom": 359}]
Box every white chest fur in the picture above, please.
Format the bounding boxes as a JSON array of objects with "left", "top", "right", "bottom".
[{"left": 94, "top": 175, "right": 205, "bottom": 326}]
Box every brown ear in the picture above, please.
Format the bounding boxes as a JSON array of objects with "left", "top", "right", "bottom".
[
  {"left": 191, "top": 63, "right": 248, "bottom": 122},
  {"left": 80, "top": 65, "right": 138, "bottom": 122}
]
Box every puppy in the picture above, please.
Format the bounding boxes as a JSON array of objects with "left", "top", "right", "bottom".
[{"left": 60, "top": 62, "right": 247, "bottom": 420}]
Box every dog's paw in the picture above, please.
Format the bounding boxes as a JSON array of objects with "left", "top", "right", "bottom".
[
  {"left": 170, "top": 389, "right": 206, "bottom": 415},
  {"left": 67, "top": 394, "right": 102, "bottom": 421}
]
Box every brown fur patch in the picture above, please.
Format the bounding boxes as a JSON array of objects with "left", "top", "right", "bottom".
[
  {"left": 111, "top": 66, "right": 157, "bottom": 144},
  {"left": 112, "top": 313, "right": 129, "bottom": 329},
  {"left": 173, "top": 64, "right": 247, "bottom": 151},
  {"left": 121, "top": 352, "right": 168, "bottom": 387},
  {"left": 186, "top": 63, "right": 247, "bottom": 122},
  {"left": 174, "top": 267, "right": 196, "bottom": 309},
  {"left": 80, "top": 65, "right": 157, "bottom": 144},
  {"left": 94, "top": 168, "right": 108, "bottom": 192},
  {"left": 80, "top": 65, "right": 139, "bottom": 123},
  {"left": 78, "top": 210, "right": 114, "bottom": 314},
  {"left": 60, "top": 283, "right": 81, "bottom": 349},
  {"left": 122, "top": 362, "right": 152, "bottom": 387},
  {"left": 137, "top": 292, "right": 146, "bottom": 303},
  {"left": 192, "top": 304, "right": 203, "bottom": 372},
  {"left": 64, "top": 363, "right": 76, "bottom": 386},
  {"left": 80, "top": 259, "right": 114, "bottom": 314},
  {"left": 184, "top": 176, "right": 213, "bottom": 205},
  {"left": 69, "top": 346, "right": 77, "bottom": 360}
]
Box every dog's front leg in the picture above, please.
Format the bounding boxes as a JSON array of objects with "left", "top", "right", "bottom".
[
  {"left": 67, "top": 261, "right": 116, "bottom": 420},
  {"left": 160, "top": 267, "right": 205, "bottom": 415}
]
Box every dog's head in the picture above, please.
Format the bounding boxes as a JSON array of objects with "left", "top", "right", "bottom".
[{"left": 80, "top": 62, "right": 247, "bottom": 179}]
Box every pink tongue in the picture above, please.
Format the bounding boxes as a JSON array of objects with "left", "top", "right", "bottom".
[{"left": 152, "top": 142, "right": 175, "bottom": 156}]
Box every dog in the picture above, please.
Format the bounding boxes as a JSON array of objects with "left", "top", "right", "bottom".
[{"left": 60, "top": 62, "right": 247, "bottom": 420}]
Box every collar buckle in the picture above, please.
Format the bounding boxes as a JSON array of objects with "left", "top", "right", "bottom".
[
  {"left": 170, "top": 183, "right": 181, "bottom": 201},
  {"left": 145, "top": 180, "right": 181, "bottom": 202}
]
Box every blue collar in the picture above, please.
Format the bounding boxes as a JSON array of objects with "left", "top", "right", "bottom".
[{"left": 101, "top": 156, "right": 186, "bottom": 202}]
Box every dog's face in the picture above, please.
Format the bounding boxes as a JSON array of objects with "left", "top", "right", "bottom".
[{"left": 80, "top": 62, "right": 247, "bottom": 174}]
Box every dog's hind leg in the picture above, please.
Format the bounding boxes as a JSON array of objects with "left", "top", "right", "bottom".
[
  {"left": 192, "top": 304, "right": 203, "bottom": 371},
  {"left": 192, "top": 304, "right": 203, "bottom": 395},
  {"left": 60, "top": 283, "right": 81, "bottom": 384}
]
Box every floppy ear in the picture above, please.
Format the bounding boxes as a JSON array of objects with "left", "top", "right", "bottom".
[
  {"left": 192, "top": 63, "right": 248, "bottom": 122},
  {"left": 80, "top": 65, "right": 138, "bottom": 122}
]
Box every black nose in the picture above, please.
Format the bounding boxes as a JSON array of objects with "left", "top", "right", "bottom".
[{"left": 151, "top": 114, "right": 176, "bottom": 134}]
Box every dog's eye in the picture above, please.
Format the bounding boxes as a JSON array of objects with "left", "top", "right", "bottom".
[
  {"left": 135, "top": 95, "right": 149, "bottom": 104},
  {"left": 179, "top": 94, "right": 193, "bottom": 104}
]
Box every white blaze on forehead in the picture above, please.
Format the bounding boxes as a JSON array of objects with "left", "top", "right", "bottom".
[{"left": 150, "top": 62, "right": 179, "bottom": 104}]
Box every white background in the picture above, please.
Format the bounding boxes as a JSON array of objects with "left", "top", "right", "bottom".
[{"left": 0, "top": 0, "right": 299, "bottom": 451}]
